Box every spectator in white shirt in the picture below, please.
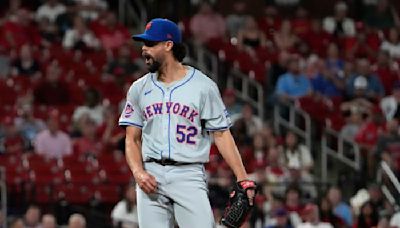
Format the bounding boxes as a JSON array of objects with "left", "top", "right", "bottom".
[
  {"left": 323, "top": 1, "right": 355, "bottom": 37},
  {"left": 380, "top": 28, "right": 400, "bottom": 59},
  {"left": 111, "top": 185, "right": 138, "bottom": 228},
  {"left": 36, "top": 0, "right": 66, "bottom": 23}
]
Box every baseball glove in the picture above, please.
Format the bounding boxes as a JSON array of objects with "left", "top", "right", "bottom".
[{"left": 221, "top": 180, "right": 257, "bottom": 228}]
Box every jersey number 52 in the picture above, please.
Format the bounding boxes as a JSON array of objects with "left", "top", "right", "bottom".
[{"left": 176, "top": 124, "right": 198, "bottom": 144}]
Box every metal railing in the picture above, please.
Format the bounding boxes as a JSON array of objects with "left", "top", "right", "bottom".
[
  {"left": 273, "top": 101, "right": 312, "bottom": 150},
  {"left": 0, "top": 167, "right": 6, "bottom": 228},
  {"left": 191, "top": 46, "right": 219, "bottom": 84},
  {"left": 377, "top": 161, "right": 400, "bottom": 209},
  {"left": 227, "top": 70, "right": 264, "bottom": 118},
  {"left": 192, "top": 45, "right": 265, "bottom": 118},
  {"left": 321, "top": 128, "right": 361, "bottom": 181},
  {"left": 119, "top": 0, "right": 147, "bottom": 30}
]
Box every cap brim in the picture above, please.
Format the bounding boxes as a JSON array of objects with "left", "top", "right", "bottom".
[{"left": 132, "top": 34, "right": 162, "bottom": 42}]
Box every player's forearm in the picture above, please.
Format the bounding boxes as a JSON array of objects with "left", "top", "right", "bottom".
[
  {"left": 125, "top": 137, "right": 145, "bottom": 175},
  {"left": 213, "top": 130, "right": 248, "bottom": 181}
]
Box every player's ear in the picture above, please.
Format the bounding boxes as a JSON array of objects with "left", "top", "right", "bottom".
[{"left": 164, "top": 41, "right": 174, "bottom": 51}]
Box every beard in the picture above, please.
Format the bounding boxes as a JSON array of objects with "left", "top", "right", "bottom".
[
  {"left": 143, "top": 53, "right": 161, "bottom": 73},
  {"left": 148, "top": 60, "right": 161, "bottom": 73}
]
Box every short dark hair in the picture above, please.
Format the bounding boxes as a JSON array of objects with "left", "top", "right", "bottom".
[{"left": 172, "top": 43, "right": 187, "bottom": 62}]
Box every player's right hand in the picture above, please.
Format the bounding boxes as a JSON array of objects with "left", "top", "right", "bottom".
[{"left": 134, "top": 170, "right": 158, "bottom": 194}]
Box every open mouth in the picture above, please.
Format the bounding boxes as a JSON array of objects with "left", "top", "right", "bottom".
[{"left": 143, "top": 53, "right": 153, "bottom": 64}]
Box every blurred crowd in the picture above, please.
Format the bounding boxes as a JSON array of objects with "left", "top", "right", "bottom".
[{"left": 0, "top": 0, "right": 400, "bottom": 227}]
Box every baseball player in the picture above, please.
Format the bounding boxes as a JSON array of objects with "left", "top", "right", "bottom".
[{"left": 119, "top": 18, "right": 255, "bottom": 228}]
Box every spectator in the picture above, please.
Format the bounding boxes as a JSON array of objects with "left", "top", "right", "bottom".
[
  {"left": 111, "top": 184, "right": 139, "bottom": 228},
  {"left": 1, "top": 116, "right": 24, "bottom": 154},
  {"left": 327, "top": 186, "right": 353, "bottom": 226},
  {"left": 367, "top": 183, "right": 385, "bottom": 214},
  {"left": 319, "top": 197, "right": 346, "bottom": 227},
  {"left": 14, "top": 104, "right": 46, "bottom": 151},
  {"left": 37, "top": 16, "right": 60, "bottom": 44},
  {"left": 304, "top": 19, "right": 332, "bottom": 57},
  {"left": 10, "top": 44, "right": 40, "bottom": 78},
  {"left": 72, "top": 87, "right": 104, "bottom": 127},
  {"left": 283, "top": 185, "right": 303, "bottom": 226},
  {"left": 34, "top": 111, "right": 72, "bottom": 159},
  {"left": 68, "top": 214, "right": 86, "bottom": 228},
  {"left": 290, "top": 6, "right": 311, "bottom": 39},
  {"left": 23, "top": 205, "right": 42, "bottom": 228},
  {"left": 257, "top": 5, "right": 281, "bottom": 40},
  {"left": 308, "top": 55, "right": 344, "bottom": 98},
  {"left": 273, "top": 19, "right": 299, "bottom": 52},
  {"left": 2, "top": 9, "right": 42, "bottom": 49},
  {"left": 98, "top": 105, "right": 125, "bottom": 152},
  {"left": 190, "top": 1, "right": 226, "bottom": 44},
  {"left": 363, "top": 0, "right": 400, "bottom": 30},
  {"left": 91, "top": 11, "right": 130, "bottom": 51},
  {"left": 231, "top": 103, "right": 263, "bottom": 139},
  {"left": 73, "top": 116, "right": 103, "bottom": 158},
  {"left": 280, "top": 131, "right": 316, "bottom": 198},
  {"left": 33, "top": 61, "right": 70, "bottom": 105},
  {"left": 237, "top": 16, "right": 267, "bottom": 53},
  {"left": 380, "top": 81, "right": 400, "bottom": 121},
  {"left": 298, "top": 203, "right": 334, "bottom": 228},
  {"left": 267, "top": 50, "right": 289, "bottom": 91},
  {"left": 340, "top": 101, "right": 366, "bottom": 140},
  {"left": 62, "top": 15, "right": 100, "bottom": 50},
  {"left": 41, "top": 214, "right": 57, "bottom": 228},
  {"left": 346, "top": 31, "right": 376, "bottom": 60},
  {"left": 222, "top": 88, "right": 242, "bottom": 117},
  {"left": 104, "top": 44, "right": 141, "bottom": 83},
  {"left": 9, "top": 218, "right": 24, "bottom": 228},
  {"left": 35, "top": 0, "right": 66, "bottom": 23},
  {"left": 375, "top": 119, "right": 400, "bottom": 171},
  {"left": 280, "top": 131, "right": 313, "bottom": 174},
  {"left": 71, "top": 0, "right": 108, "bottom": 21},
  {"left": 265, "top": 208, "right": 294, "bottom": 228},
  {"left": 373, "top": 50, "right": 399, "bottom": 96},
  {"left": 225, "top": 0, "right": 249, "bottom": 38},
  {"left": 275, "top": 57, "right": 312, "bottom": 103},
  {"left": 380, "top": 28, "right": 400, "bottom": 60},
  {"left": 346, "top": 58, "right": 385, "bottom": 101},
  {"left": 353, "top": 201, "right": 379, "bottom": 228},
  {"left": 265, "top": 146, "right": 288, "bottom": 194},
  {"left": 323, "top": 1, "right": 355, "bottom": 38}
]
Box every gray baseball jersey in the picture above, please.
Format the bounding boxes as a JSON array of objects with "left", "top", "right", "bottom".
[{"left": 119, "top": 66, "right": 231, "bottom": 163}]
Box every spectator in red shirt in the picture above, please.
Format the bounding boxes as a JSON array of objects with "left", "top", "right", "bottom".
[
  {"left": 273, "top": 20, "right": 299, "bottom": 52},
  {"left": 1, "top": 116, "right": 24, "bottom": 154},
  {"left": 3, "top": 9, "right": 42, "bottom": 50},
  {"left": 291, "top": 6, "right": 311, "bottom": 39},
  {"left": 257, "top": 5, "right": 281, "bottom": 40},
  {"left": 73, "top": 116, "right": 103, "bottom": 158},
  {"left": 33, "top": 60, "right": 70, "bottom": 105},
  {"left": 373, "top": 50, "right": 399, "bottom": 96},
  {"left": 304, "top": 19, "right": 332, "bottom": 57},
  {"left": 92, "top": 11, "right": 130, "bottom": 51}
]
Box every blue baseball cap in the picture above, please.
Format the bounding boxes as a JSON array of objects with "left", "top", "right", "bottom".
[{"left": 132, "top": 18, "right": 182, "bottom": 44}]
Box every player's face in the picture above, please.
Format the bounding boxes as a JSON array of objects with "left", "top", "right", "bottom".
[{"left": 142, "top": 41, "right": 169, "bottom": 73}]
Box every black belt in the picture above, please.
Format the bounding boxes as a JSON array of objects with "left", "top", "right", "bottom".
[{"left": 145, "top": 157, "right": 200, "bottom": 166}]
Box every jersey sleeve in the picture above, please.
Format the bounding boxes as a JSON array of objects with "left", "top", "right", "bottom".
[
  {"left": 201, "top": 82, "right": 232, "bottom": 131},
  {"left": 118, "top": 84, "right": 143, "bottom": 128}
]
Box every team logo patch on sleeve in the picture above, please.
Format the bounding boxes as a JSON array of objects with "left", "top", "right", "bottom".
[{"left": 124, "top": 102, "right": 134, "bottom": 118}]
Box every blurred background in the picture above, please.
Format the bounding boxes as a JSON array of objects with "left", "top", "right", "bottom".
[{"left": 0, "top": 0, "right": 400, "bottom": 227}]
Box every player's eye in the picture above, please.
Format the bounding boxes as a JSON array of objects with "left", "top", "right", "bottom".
[{"left": 143, "top": 41, "right": 160, "bottom": 47}]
